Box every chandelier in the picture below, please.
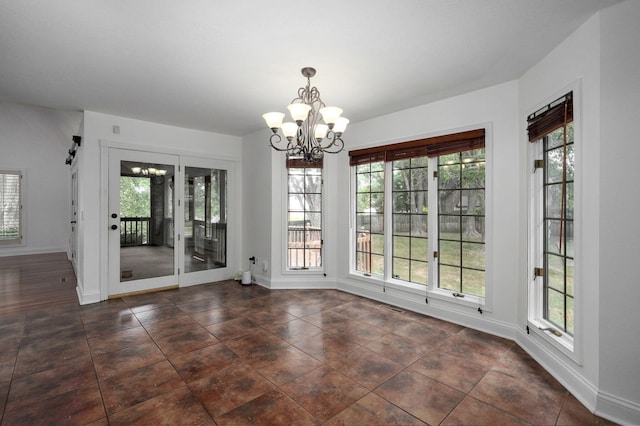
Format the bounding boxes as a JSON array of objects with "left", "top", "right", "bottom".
[
  {"left": 131, "top": 166, "right": 167, "bottom": 176},
  {"left": 262, "top": 67, "right": 348, "bottom": 163}
]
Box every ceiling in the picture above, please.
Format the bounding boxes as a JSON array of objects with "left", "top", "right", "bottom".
[{"left": 0, "top": 0, "right": 619, "bottom": 137}]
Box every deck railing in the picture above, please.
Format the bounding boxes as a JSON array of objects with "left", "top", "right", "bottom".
[
  {"left": 120, "top": 217, "right": 151, "bottom": 247},
  {"left": 356, "top": 234, "right": 372, "bottom": 273},
  {"left": 287, "top": 225, "right": 322, "bottom": 268},
  {"left": 192, "top": 221, "right": 227, "bottom": 265}
]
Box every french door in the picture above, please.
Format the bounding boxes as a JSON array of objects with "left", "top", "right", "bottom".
[
  {"left": 108, "top": 149, "right": 179, "bottom": 296},
  {"left": 108, "top": 148, "right": 235, "bottom": 296},
  {"left": 180, "top": 155, "right": 234, "bottom": 287}
]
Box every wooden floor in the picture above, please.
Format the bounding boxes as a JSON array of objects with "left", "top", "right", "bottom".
[{"left": 0, "top": 252, "right": 78, "bottom": 317}]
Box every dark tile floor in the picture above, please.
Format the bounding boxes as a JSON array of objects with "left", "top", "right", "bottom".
[{"left": 0, "top": 280, "right": 615, "bottom": 425}]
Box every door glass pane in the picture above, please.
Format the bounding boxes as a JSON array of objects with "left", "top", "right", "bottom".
[
  {"left": 120, "top": 161, "right": 175, "bottom": 282},
  {"left": 184, "top": 167, "right": 227, "bottom": 273}
]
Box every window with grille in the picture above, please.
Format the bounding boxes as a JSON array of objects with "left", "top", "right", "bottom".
[
  {"left": 354, "top": 160, "right": 385, "bottom": 276},
  {"left": 0, "top": 171, "right": 22, "bottom": 244},
  {"left": 527, "top": 91, "right": 575, "bottom": 348},
  {"left": 349, "top": 129, "right": 486, "bottom": 300},
  {"left": 437, "top": 149, "right": 486, "bottom": 296},
  {"left": 391, "top": 157, "right": 428, "bottom": 284},
  {"left": 541, "top": 125, "right": 574, "bottom": 334},
  {"left": 287, "top": 160, "right": 323, "bottom": 270}
]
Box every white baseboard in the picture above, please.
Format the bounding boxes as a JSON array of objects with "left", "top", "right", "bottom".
[
  {"left": 516, "top": 330, "right": 640, "bottom": 425},
  {"left": 517, "top": 330, "right": 598, "bottom": 406},
  {"left": 337, "top": 278, "right": 516, "bottom": 340},
  {"left": 269, "top": 277, "right": 336, "bottom": 290},
  {"left": 596, "top": 388, "right": 640, "bottom": 425},
  {"left": 76, "top": 284, "right": 101, "bottom": 305}
]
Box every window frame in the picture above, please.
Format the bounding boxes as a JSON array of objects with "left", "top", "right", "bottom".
[
  {"left": 284, "top": 163, "right": 324, "bottom": 273},
  {"left": 436, "top": 149, "right": 486, "bottom": 298},
  {"left": 390, "top": 157, "right": 429, "bottom": 285},
  {"left": 354, "top": 160, "right": 385, "bottom": 277},
  {"left": 0, "top": 169, "right": 24, "bottom": 246},
  {"left": 527, "top": 87, "right": 581, "bottom": 358},
  {"left": 349, "top": 127, "right": 493, "bottom": 309}
]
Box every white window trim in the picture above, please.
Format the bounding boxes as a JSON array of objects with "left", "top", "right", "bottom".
[
  {"left": 526, "top": 82, "right": 582, "bottom": 363},
  {"left": 348, "top": 124, "right": 494, "bottom": 312},
  {"left": 282, "top": 164, "right": 325, "bottom": 275}
]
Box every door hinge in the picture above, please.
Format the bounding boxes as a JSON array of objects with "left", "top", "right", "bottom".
[
  {"left": 433, "top": 171, "right": 439, "bottom": 179},
  {"left": 433, "top": 251, "right": 438, "bottom": 258},
  {"left": 178, "top": 268, "right": 180, "bottom": 275},
  {"left": 178, "top": 234, "right": 181, "bottom": 241},
  {"left": 533, "top": 159, "right": 544, "bottom": 172},
  {"left": 178, "top": 199, "right": 181, "bottom": 207}
]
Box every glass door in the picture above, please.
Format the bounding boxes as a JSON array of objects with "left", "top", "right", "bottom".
[
  {"left": 180, "top": 156, "right": 235, "bottom": 286},
  {"left": 108, "top": 149, "right": 179, "bottom": 296}
]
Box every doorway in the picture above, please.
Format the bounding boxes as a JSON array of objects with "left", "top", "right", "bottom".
[{"left": 107, "top": 148, "right": 236, "bottom": 296}]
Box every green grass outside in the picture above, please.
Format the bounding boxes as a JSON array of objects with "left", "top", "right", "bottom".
[
  {"left": 357, "top": 231, "right": 485, "bottom": 296},
  {"left": 358, "top": 232, "right": 574, "bottom": 335}
]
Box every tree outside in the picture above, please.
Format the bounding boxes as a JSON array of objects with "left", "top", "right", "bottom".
[
  {"left": 120, "top": 176, "right": 150, "bottom": 218},
  {"left": 355, "top": 161, "right": 384, "bottom": 275},
  {"left": 288, "top": 167, "right": 322, "bottom": 268},
  {"left": 544, "top": 123, "right": 575, "bottom": 334}
]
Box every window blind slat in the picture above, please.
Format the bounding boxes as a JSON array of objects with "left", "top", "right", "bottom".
[
  {"left": 0, "top": 172, "right": 22, "bottom": 241},
  {"left": 527, "top": 92, "right": 573, "bottom": 142},
  {"left": 287, "top": 158, "right": 324, "bottom": 168},
  {"left": 348, "top": 129, "right": 485, "bottom": 164},
  {"left": 349, "top": 151, "right": 385, "bottom": 166}
]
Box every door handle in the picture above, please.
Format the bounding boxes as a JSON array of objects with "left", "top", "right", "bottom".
[
  {"left": 111, "top": 224, "right": 118, "bottom": 230},
  {"left": 70, "top": 221, "right": 77, "bottom": 224},
  {"left": 111, "top": 213, "right": 118, "bottom": 218}
]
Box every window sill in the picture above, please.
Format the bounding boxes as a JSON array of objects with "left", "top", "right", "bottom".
[
  {"left": 427, "top": 288, "right": 487, "bottom": 310},
  {"left": 347, "top": 272, "right": 488, "bottom": 310},
  {"left": 348, "top": 271, "right": 385, "bottom": 283},
  {"left": 283, "top": 268, "right": 325, "bottom": 276},
  {"left": 527, "top": 318, "right": 576, "bottom": 361}
]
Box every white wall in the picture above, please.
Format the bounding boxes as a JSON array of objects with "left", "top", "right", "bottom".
[
  {"left": 598, "top": 0, "right": 640, "bottom": 421},
  {"left": 241, "top": 128, "right": 340, "bottom": 289},
  {"left": 76, "top": 111, "right": 241, "bottom": 304},
  {"left": 241, "top": 129, "right": 273, "bottom": 284},
  {"left": 517, "top": 9, "right": 602, "bottom": 410},
  {"left": 334, "top": 80, "right": 520, "bottom": 338},
  {"left": 518, "top": 4, "right": 640, "bottom": 423},
  {"left": 0, "top": 102, "right": 82, "bottom": 257}
]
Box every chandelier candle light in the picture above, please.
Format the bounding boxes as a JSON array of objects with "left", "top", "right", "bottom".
[{"left": 263, "top": 67, "right": 348, "bottom": 163}]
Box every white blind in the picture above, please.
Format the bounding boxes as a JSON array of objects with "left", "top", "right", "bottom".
[{"left": 0, "top": 171, "right": 22, "bottom": 241}]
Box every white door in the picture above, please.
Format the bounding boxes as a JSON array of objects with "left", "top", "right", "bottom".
[
  {"left": 180, "top": 156, "right": 236, "bottom": 286},
  {"left": 108, "top": 148, "right": 179, "bottom": 296}
]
